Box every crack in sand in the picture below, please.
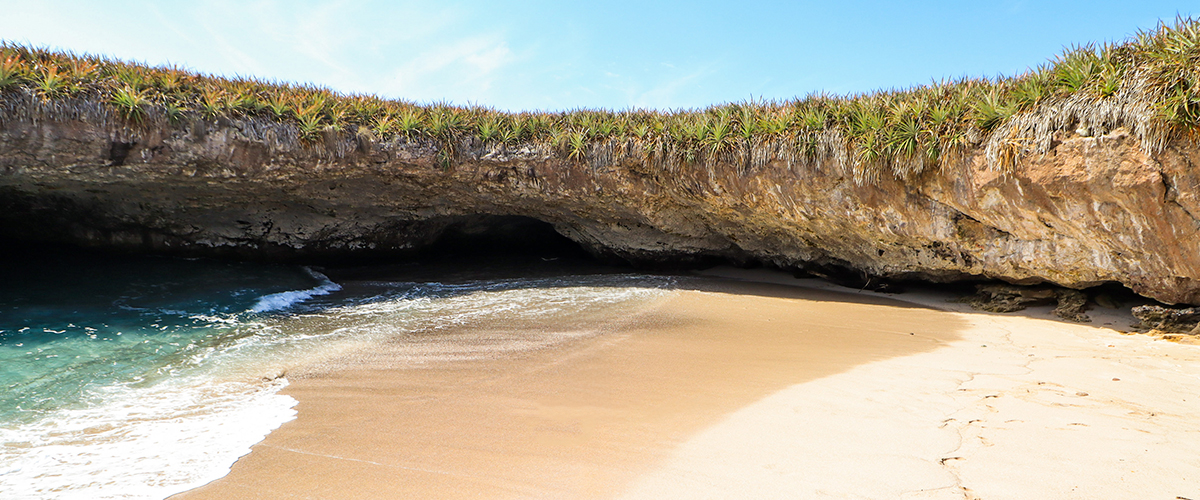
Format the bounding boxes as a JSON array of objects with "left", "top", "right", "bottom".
[{"left": 927, "top": 316, "right": 1033, "bottom": 499}]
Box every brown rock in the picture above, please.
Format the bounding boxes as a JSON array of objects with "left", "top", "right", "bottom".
[
  {"left": 961, "top": 284, "right": 1091, "bottom": 322},
  {"left": 963, "top": 284, "right": 1057, "bottom": 313},
  {"left": 3, "top": 102, "right": 1200, "bottom": 304},
  {"left": 1131, "top": 305, "right": 1200, "bottom": 333},
  {"left": 1053, "top": 290, "right": 1091, "bottom": 323}
]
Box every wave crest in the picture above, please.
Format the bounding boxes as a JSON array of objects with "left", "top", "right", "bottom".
[{"left": 248, "top": 268, "right": 342, "bottom": 313}]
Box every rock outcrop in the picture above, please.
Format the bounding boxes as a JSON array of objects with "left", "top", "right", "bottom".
[
  {"left": 959, "top": 284, "right": 1091, "bottom": 322},
  {"left": 3, "top": 105, "right": 1200, "bottom": 304},
  {"left": 1132, "top": 305, "right": 1200, "bottom": 334}
]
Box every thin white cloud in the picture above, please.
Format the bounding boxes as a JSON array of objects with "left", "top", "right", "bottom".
[
  {"left": 1, "top": 0, "right": 526, "bottom": 106},
  {"left": 633, "top": 64, "right": 719, "bottom": 109},
  {"left": 191, "top": 15, "right": 267, "bottom": 76},
  {"left": 158, "top": 0, "right": 516, "bottom": 100},
  {"left": 382, "top": 35, "right": 516, "bottom": 103}
]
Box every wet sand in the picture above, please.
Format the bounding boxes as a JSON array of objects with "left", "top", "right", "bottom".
[
  {"left": 174, "top": 278, "right": 961, "bottom": 499},
  {"left": 175, "top": 270, "right": 1200, "bottom": 499}
]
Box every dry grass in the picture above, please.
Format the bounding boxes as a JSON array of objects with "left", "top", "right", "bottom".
[{"left": 3, "top": 17, "right": 1200, "bottom": 182}]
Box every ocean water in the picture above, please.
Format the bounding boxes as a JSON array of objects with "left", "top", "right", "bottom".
[{"left": 0, "top": 247, "right": 669, "bottom": 499}]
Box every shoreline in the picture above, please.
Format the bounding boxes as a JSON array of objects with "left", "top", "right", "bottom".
[
  {"left": 174, "top": 274, "right": 960, "bottom": 499},
  {"left": 174, "top": 268, "right": 1200, "bottom": 499}
]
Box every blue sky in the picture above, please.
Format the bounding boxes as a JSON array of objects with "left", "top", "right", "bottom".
[{"left": 0, "top": 1, "right": 1192, "bottom": 111}]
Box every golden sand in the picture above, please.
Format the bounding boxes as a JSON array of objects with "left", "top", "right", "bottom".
[
  {"left": 174, "top": 279, "right": 961, "bottom": 499},
  {"left": 175, "top": 270, "right": 1200, "bottom": 499}
]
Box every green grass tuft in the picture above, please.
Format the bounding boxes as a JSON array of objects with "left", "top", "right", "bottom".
[
  {"left": 110, "top": 85, "right": 148, "bottom": 122},
  {"left": 4, "top": 17, "right": 1200, "bottom": 181}
]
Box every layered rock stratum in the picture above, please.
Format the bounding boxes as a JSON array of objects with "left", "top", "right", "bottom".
[{"left": 3, "top": 100, "right": 1199, "bottom": 305}]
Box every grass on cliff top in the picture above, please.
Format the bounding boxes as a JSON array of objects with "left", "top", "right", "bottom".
[{"left": 3, "top": 17, "right": 1200, "bottom": 182}]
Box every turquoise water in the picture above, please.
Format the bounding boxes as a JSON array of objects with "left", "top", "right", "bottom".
[
  {"left": 0, "top": 252, "right": 319, "bottom": 426},
  {"left": 0, "top": 246, "right": 670, "bottom": 499},
  {"left": 0, "top": 248, "right": 331, "bottom": 499}
]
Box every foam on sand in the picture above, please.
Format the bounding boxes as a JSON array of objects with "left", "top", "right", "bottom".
[
  {"left": 176, "top": 269, "right": 1200, "bottom": 500},
  {"left": 173, "top": 277, "right": 962, "bottom": 499},
  {"left": 0, "top": 379, "right": 296, "bottom": 500}
]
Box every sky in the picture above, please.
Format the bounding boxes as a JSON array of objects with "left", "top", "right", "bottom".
[{"left": 0, "top": 1, "right": 1193, "bottom": 111}]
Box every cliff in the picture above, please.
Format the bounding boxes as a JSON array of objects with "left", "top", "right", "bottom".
[
  {"left": 2, "top": 101, "right": 1199, "bottom": 304},
  {"left": 4, "top": 20, "right": 1200, "bottom": 304}
]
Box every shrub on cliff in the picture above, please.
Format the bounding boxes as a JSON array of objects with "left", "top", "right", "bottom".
[{"left": 2, "top": 17, "right": 1200, "bottom": 182}]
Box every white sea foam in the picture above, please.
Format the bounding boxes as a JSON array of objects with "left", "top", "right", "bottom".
[
  {"left": 0, "top": 379, "right": 296, "bottom": 500},
  {"left": 248, "top": 267, "right": 342, "bottom": 313},
  {"left": 290, "top": 275, "right": 676, "bottom": 363},
  {"left": 0, "top": 274, "right": 673, "bottom": 500}
]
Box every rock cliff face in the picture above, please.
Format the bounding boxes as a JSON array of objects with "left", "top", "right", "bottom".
[{"left": 3, "top": 109, "right": 1200, "bottom": 304}]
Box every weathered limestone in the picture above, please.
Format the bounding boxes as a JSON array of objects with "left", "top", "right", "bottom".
[{"left": 3, "top": 111, "right": 1200, "bottom": 304}]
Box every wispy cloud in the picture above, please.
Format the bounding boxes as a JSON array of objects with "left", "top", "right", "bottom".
[
  {"left": 382, "top": 35, "right": 516, "bottom": 102},
  {"left": 149, "top": 0, "right": 520, "bottom": 102},
  {"left": 12, "top": 0, "right": 1162, "bottom": 111},
  {"left": 593, "top": 61, "right": 721, "bottom": 110},
  {"left": 632, "top": 66, "right": 715, "bottom": 109}
]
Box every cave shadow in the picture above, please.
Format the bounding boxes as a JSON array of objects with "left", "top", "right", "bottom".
[{"left": 0, "top": 217, "right": 1158, "bottom": 333}]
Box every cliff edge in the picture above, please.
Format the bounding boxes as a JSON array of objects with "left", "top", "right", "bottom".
[
  {"left": 2, "top": 105, "right": 1198, "bottom": 304},
  {"left": 4, "top": 20, "right": 1200, "bottom": 304}
]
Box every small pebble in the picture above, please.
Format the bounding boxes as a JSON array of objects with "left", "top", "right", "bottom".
[
  {"left": 1112, "top": 378, "right": 1120, "bottom": 381},
  {"left": 1076, "top": 391, "right": 1089, "bottom": 397}
]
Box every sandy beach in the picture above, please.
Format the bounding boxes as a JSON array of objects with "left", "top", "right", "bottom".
[{"left": 174, "top": 269, "right": 1200, "bottom": 500}]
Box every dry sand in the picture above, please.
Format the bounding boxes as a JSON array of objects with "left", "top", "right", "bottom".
[{"left": 175, "top": 269, "right": 1200, "bottom": 500}]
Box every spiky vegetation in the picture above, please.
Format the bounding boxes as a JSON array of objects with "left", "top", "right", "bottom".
[{"left": 4, "top": 17, "right": 1200, "bottom": 183}]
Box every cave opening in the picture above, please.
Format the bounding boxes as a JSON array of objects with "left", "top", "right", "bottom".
[
  {"left": 0, "top": 206, "right": 1181, "bottom": 320},
  {"left": 316, "top": 215, "right": 632, "bottom": 283},
  {"left": 418, "top": 215, "right": 592, "bottom": 261}
]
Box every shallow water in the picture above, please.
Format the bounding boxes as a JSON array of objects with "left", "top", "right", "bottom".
[{"left": 0, "top": 246, "right": 668, "bottom": 500}]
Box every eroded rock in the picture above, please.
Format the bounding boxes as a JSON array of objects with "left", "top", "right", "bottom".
[
  {"left": 1131, "top": 305, "right": 1200, "bottom": 334},
  {"left": 3, "top": 107, "right": 1200, "bottom": 305},
  {"left": 961, "top": 284, "right": 1091, "bottom": 322},
  {"left": 1052, "top": 289, "right": 1091, "bottom": 323}
]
